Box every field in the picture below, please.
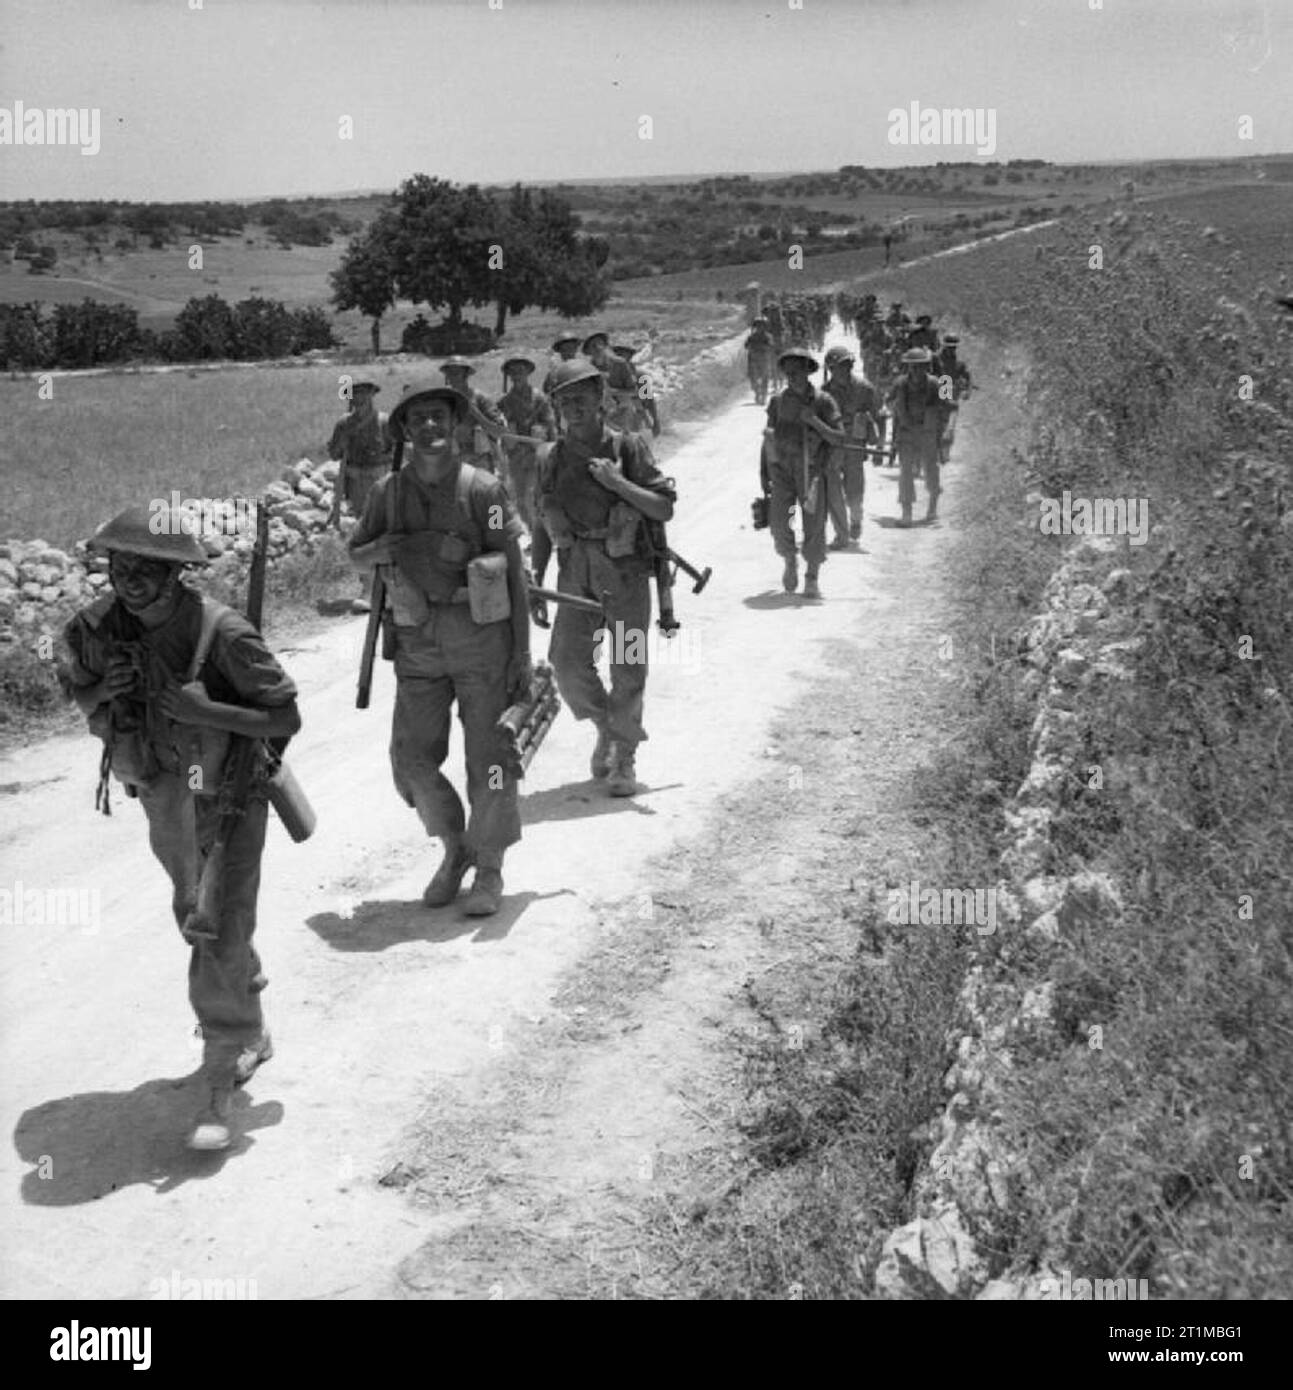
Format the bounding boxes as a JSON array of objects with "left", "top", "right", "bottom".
[{"left": 0, "top": 296, "right": 743, "bottom": 552}]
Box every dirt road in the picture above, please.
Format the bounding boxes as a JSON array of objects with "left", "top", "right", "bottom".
[{"left": 0, "top": 315, "right": 970, "bottom": 1300}]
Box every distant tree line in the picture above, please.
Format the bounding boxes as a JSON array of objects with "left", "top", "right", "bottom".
[
  {"left": 0, "top": 294, "right": 338, "bottom": 370},
  {"left": 0, "top": 197, "right": 360, "bottom": 253}
]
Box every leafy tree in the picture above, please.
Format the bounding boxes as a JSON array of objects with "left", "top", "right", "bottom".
[
  {"left": 386, "top": 175, "right": 496, "bottom": 331},
  {"left": 330, "top": 209, "right": 398, "bottom": 354},
  {"left": 51, "top": 299, "right": 144, "bottom": 366},
  {"left": 173, "top": 294, "right": 238, "bottom": 359}
]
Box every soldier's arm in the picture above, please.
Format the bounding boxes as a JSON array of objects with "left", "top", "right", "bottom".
[
  {"left": 607, "top": 437, "right": 674, "bottom": 523},
  {"left": 348, "top": 476, "right": 397, "bottom": 568}
]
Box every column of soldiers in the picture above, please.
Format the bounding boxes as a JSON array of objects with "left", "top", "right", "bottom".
[
  {"left": 758, "top": 296, "right": 973, "bottom": 590},
  {"left": 61, "top": 330, "right": 673, "bottom": 1152}
]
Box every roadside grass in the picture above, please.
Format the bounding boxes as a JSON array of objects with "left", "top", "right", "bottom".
[{"left": 652, "top": 203, "right": 1291, "bottom": 1299}]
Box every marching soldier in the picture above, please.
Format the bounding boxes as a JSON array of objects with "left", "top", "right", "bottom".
[
  {"left": 763, "top": 347, "right": 843, "bottom": 599},
  {"left": 530, "top": 359, "right": 676, "bottom": 797},
  {"left": 934, "top": 333, "right": 972, "bottom": 465},
  {"left": 582, "top": 331, "right": 658, "bottom": 437},
  {"left": 908, "top": 314, "right": 939, "bottom": 352},
  {"left": 542, "top": 334, "right": 583, "bottom": 397},
  {"left": 59, "top": 505, "right": 301, "bottom": 1151},
  {"left": 821, "top": 345, "right": 880, "bottom": 547},
  {"left": 439, "top": 357, "right": 506, "bottom": 471},
  {"left": 327, "top": 381, "right": 392, "bottom": 525},
  {"left": 610, "top": 341, "right": 663, "bottom": 437},
  {"left": 889, "top": 347, "right": 949, "bottom": 526},
  {"left": 327, "top": 380, "right": 394, "bottom": 612},
  {"left": 348, "top": 386, "right": 532, "bottom": 917},
  {"left": 744, "top": 316, "right": 775, "bottom": 405},
  {"left": 496, "top": 356, "right": 556, "bottom": 533}
]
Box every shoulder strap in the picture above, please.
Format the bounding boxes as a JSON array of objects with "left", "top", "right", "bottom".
[
  {"left": 187, "top": 595, "right": 229, "bottom": 683},
  {"left": 385, "top": 468, "right": 399, "bottom": 533}
]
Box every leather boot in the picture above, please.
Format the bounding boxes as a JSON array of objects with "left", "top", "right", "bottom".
[
  {"left": 187, "top": 1085, "right": 234, "bottom": 1152},
  {"left": 607, "top": 743, "right": 639, "bottom": 797},
  {"left": 782, "top": 555, "right": 798, "bottom": 592},
  {"left": 590, "top": 722, "right": 613, "bottom": 779}
]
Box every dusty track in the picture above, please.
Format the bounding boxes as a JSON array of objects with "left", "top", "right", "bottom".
[{"left": 1, "top": 311, "right": 978, "bottom": 1300}]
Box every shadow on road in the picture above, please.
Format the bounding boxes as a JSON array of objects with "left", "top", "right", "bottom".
[
  {"left": 872, "top": 515, "right": 936, "bottom": 529},
  {"left": 519, "top": 780, "right": 679, "bottom": 824},
  {"left": 306, "top": 886, "right": 574, "bottom": 953},
  {"left": 14, "top": 1074, "right": 283, "bottom": 1205}
]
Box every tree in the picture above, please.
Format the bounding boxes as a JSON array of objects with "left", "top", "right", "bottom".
[
  {"left": 385, "top": 175, "right": 496, "bottom": 331},
  {"left": 486, "top": 185, "right": 611, "bottom": 338},
  {"left": 330, "top": 211, "right": 399, "bottom": 355}
]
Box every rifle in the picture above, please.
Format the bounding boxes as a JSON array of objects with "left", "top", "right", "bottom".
[
  {"left": 356, "top": 436, "right": 405, "bottom": 709},
  {"left": 647, "top": 523, "right": 710, "bottom": 637},
  {"left": 182, "top": 498, "right": 269, "bottom": 944},
  {"left": 497, "top": 660, "right": 562, "bottom": 779}
]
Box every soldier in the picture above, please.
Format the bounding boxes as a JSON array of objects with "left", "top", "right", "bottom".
[
  {"left": 530, "top": 359, "right": 676, "bottom": 797},
  {"left": 439, "top": 357, "right": 506, "bottom": 472},
  {"left": 821, "top": 345, "right": 880, "bottom": 547},
  {"left": 59, "top": 505, "right": 301, "bottom": 1151},
  {"left": 348, "top": 387, "right": 531, "bottom": 917},
  {"left": 763, "top": 347, "right": 843, "bottom": 599},
  {"left": 744, "top": 316, "right": 775, "bottom": 405},
  {"left": 933, "top": 333, "right": 972, "bottom": 465},
  {"left": 888, "top": 347, "right": 949, "bottom": 526},
  {"left": 582, "top": 332, "right": 658, "bottom": 437},
  {"left": 908, "top": 314, "right": 939, "bottom": 352},
  {"left": 327, "top": 380, "right": 393, "bottom": 613},
  {"left": 609, "top": 341, "right": 662, "bottom": 437},
  {"left": 495, "top": 356, "right": 556, "bottom": 534},
  {"left": 542, "top": 334, "right": 583, "bottom": 397}
]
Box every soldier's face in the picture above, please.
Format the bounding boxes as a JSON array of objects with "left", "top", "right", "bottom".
[
  {"left": 782, "top": 360, "right": 809, "bottom": 388},
  {"left": 443, "top": 370, "right": 470, "bottom": 393},
  {"left": 403, "top": 401, "right": 456, "bottom": 453},
  {"left": 109, "top": 553, "right": 172, "bottom": 611},
  {"left": 556, "top": 383, "right": 602, "bottom": 427},
  {"left": 557, "top": 343, "right": 579, "bottom": 360}
]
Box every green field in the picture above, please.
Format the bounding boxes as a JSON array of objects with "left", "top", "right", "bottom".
[{"left": 0, "top": 295, "right": 743, "bottom": 551}]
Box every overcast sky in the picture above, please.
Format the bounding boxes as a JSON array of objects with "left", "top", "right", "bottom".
[{"left": 0, "top": 0, "right": 1288, "bottom": 201}]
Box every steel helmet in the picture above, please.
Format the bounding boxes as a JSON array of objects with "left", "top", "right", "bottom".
[
  {"left": 547, "top": 360, "right": 605, "bottom": 395},
  {"left": 389, "top": 386, "right": 468, "bottom": 436},
  {"left": 89, "top": 505, "right": 211, "bottom": 566},
  {"left": 824, "top": 346, "right": 855, "bottom": 367}
]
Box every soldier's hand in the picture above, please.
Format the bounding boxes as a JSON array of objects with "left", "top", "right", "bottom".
[
  {"left": 158, "top": 678, "right": 217, "bottom": 726},
  {"left": 528, "top": 590, "right": 550, "bottom": 629},
  {"left": 101, "top": 655, "right": 138, "bottom": 699},
  {"left": 587, "top": 455, "right": 625, "bottom": 492},
  {"left": 506, "top": 650, "right": 533, "bottom": 702}
]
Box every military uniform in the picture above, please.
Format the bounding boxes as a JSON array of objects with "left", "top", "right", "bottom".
[
  {"left": 496, "top": 380, "right": 556, "bottom": 533},
  {"left": 765, "top": 367, "right": 841, "bottom": 574},
  {"left": 328, "top": 393, "right": 393, "bottom": 517},
  {"left": 60, "top": 508, "right": 299, "bottom": 1149},
  {"left": 440, "top": 359, "right": 506, "bottom": 472},
  {"left": 889, "top": 352, "right": 950, "bottom": 522},
  {"left": 822, "top": 359, "right": 880, "bottom": 543},
  {"left": 351, "top": 459, "right": 525, "bottom": 866},
  {"left": 934, "top": 336, "right": 971, "bottom": 465},
  {"left": 536, "top": 428, "right": 675, "bottom": 760},
  {"left": 745, "top": 323, "right": 774, "bottom": 404}
]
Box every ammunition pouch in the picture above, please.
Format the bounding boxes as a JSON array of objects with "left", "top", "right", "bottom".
[
  {"left": 466, "top": 552, "right": 512, "bottom": 624},
  {"left": 604, "top": 501, "right": 642, "bottom": 559}
]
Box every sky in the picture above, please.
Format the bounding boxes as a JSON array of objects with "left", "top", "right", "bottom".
[{"left": 0, "top": 0, "right": 1289, "bottom": 202}]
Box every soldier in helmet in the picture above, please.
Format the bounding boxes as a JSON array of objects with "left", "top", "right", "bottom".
[
  {"left": 908, "top": 314, "right": 939, "bottom": 352},
  {"left": 542, "top": 334, "right": 583, "bottom": 398},
  {"left": 58, "top": 504, "right": 301, "bottom": 1152},
  {"left": 327, "top": 379, "right": 393, "bottom": 613},
  {"left": 821, "top": 345, "right": 880, "bottom": 547},
  {"left": 744, "top": 316, "right": 775, "bottom": 405},
  {"left": 888, "top": 346, "right": 950, "bottom": 525},
  {"left": 439, "top": 357, "right": 507, "bottom": 472},
  {"left": 582, "top": 332, "right": 659, "bottom": 438},
  {"left": 762, "top": 347, "right": 843, "bottom": 599},
  {"left": 934, "top": 333, "right": 972, "bottom": 465},
  {"left": 349, "top": 386, "right": 531, "bottom": 917},
  {"left": 530, "top": 358, "right": 676, "bottom": 797},
  {"left": 495, "top": 356, "right": 556, "bottom": 534}
]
